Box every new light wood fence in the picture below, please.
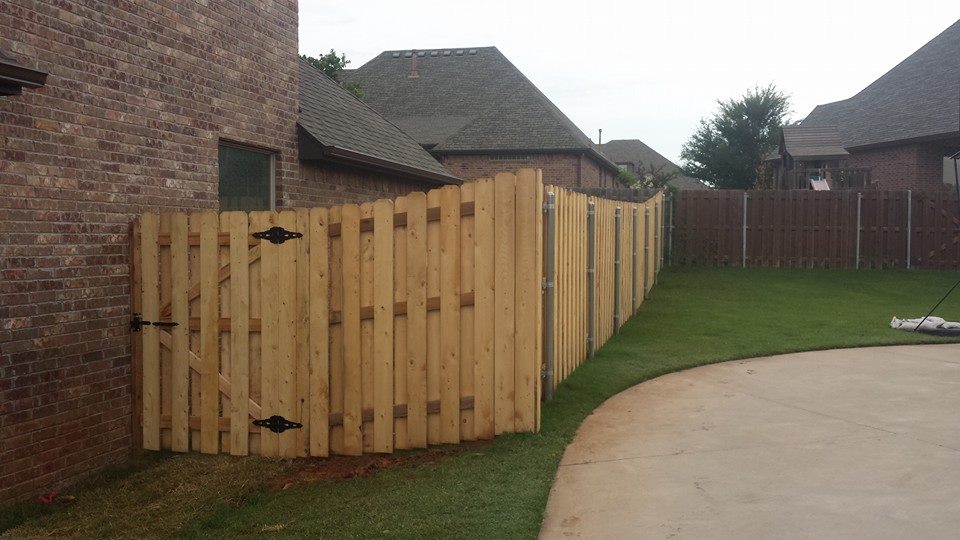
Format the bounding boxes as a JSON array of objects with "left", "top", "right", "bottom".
[
  {"left": 545, "top": 187, "right": 664, "bottom": 389},
  {"left": 673, "top": 190, "right": 960, "bottom": 270},
  {"left": 131, "top": 169, "right": 664, "bottom": 458}
]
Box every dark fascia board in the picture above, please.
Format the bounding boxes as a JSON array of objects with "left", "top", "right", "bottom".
[
  {"left": 844, "top": 130, "right": 960, "bottom": 152},
  {"left": 432, "top": 147, "right": 621, "bottom": 173},
  {"left": 297, "top": 125, "right": 461, "bottom": 186},
  {"left": 0, "top": 56, "right": 48, "bottom": 95}
]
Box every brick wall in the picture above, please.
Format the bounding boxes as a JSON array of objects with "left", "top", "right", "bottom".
[
  {"left": 439, "top": 152, "right": 620, "bottom": 188},
  {"left": 846, "top": 142, "right": 949, "bottom": 190},
  {"left": 0, "top": 0, "right": 299, "bottom": 504},
  {"left": 298, "top": 160, "right": 438, "bottom": 205}
]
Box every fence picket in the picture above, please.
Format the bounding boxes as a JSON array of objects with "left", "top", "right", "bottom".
[
  {"left": 228, "top": 212, "right": 249, "bottom": 455},
  {"left": 199, "top": 211, "right": 219, "bottom": 455},
  {"left": 494, "top": 172, "right": 516, "bottom": 434},
  {"left": 405, "top": 193, "right": 428, "bottom": 447},
  {"left": 341, "top": 205, "right": 363, "bottom": 455},
  {"left": 439, "top": 187, "right": 461, "bottom": 444},
  {"left": 373, "top": 199, "right": 395, "bottom": 453},
  {"left": 140, "top": 213, "right": 161, "bottom": 451},
  {"left": 308, "top": 207, "right": 330, "bottom": 456},
  {"left": 473, "top": 180, "right": 496, "bottom": 440}
]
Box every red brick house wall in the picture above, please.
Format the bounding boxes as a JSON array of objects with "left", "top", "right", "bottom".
[
  {"left": 298, "top": 161, "right": 437, "bottom": 205},
  {"left": 439, "top": 153, "right": 620, "bottom": 187},
  {"left": 0, "top": 0, "right": 299, "bottom": 504},
  {"left": 845, "top": 143, "right": 950, "bottom": 190}
]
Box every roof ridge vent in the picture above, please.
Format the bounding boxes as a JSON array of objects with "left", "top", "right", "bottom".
[
  {"left": 468, "top": 49, "right": 477, "bottom": 55},
  {"left": 443, "top": 50, "right": 451, "bottom": 56},
  {"left": 392, "top": 52, "right": 400, "bottom": 58},
  {"left": 455, "top": 49, "right": 464, "bottom": 55}
]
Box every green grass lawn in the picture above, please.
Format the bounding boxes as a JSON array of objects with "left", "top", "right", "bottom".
[{"left": 6, "top": 268, "right": 960, "bottom": 539}]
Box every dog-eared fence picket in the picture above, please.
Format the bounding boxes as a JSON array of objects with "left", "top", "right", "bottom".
[{"left": 130, "top": 169, "right": 665, "bottom": 458}]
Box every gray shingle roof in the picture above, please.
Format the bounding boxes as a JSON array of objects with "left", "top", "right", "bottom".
[
  {"left": 781, "top": 125, "right": 849, "bottom": 158},
  {"left": 802, "top": 19, "right": 960, "bottom": 149},
  {"left": 297, "top": 58, "right": 458, "bottom": 183},
  {"left": 600, "top": 139, "right": 708, "bottom": 190},
  {"left": 344, "top": 47, "right": 618, "bottom": 171}
]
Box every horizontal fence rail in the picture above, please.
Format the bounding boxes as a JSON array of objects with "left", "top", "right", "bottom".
[
  {"left": 131, "top": 169, "right": 665, "bottom": 459},
  {"left": 672, "top": 190, "right": 960, "bottom": 270}
]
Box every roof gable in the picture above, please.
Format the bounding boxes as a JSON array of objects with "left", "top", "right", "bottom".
[
  {"left": 600, "top": 139, "right": 708, "bottom": 190},
  {"left": 297, "top": 58, "right": 458, "bottom": 183},
  {"left": 802, "top": 19, "right": 960, "bottom": 148},
  {"left": 781, "top": 125, "right": 849, "bottom": 158},
  {"left": 345, "top": 47, "right": 612, "bottom": 162}
]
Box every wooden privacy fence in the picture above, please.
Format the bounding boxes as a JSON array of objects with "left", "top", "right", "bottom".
[
  {"left": 543, "top": 187, "right": 664, "bottom": 392},
  {"left": 672, "top": 190, "right": 960, "bottom": 270},
  {"left": 130, "top": 169, "right": 665, "bottom": 459}
]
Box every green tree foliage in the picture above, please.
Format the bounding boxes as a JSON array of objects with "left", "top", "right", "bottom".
[
  {"left": 681, "top": 85, "right": 790, "bottom": 189},
  {"left": 300, "top": 49, "right": 364, "bottom": 99}
]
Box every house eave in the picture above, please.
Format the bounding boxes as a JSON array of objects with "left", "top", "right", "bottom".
[{"left": 297, "top": 125, "right": 461, "bottom": 186}]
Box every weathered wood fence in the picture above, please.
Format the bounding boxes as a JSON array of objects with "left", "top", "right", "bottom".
[
  {"left": 131, "top": 169, "right": 664, "bottom": 458},
  {"left": 672, "top": 190, "right": 960, "bottom": 270}
]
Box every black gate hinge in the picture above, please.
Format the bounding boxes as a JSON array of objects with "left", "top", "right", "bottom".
[
  {"left": 130, "top": 313, "right": 179, "bottom": 332},
  {"left": 253, "top": 415, "right": 303, "bottom": 434},
  {"left": 252, "top": 226, "right": 302, "bottom": 245}
]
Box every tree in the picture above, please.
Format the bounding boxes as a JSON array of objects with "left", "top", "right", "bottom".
[
  {"left": 680, "top": 85, "right": 790, "bottom": 189},
  {"left": 635, "top": 160, "right": 680, "bottom": 189},
  {"left": 300, "top": 49, "right": 364, "bottom": 99}
]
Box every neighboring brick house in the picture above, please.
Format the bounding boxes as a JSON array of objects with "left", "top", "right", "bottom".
[
  {"left": 600, "top": 139, "right": 708, "bottom": 190},
  {"left": 343, "top": 47, "right": 622, "bottom": 187},
  {"left": 770, "top": 19, "right": 960, "bottom": 190},
  {"left": 0, "top": 2, "right": 456, "bottom": 505}
]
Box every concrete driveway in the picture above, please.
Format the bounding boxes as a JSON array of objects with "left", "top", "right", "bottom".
[{"left": 540, "top": 344, "right": 960, "bottom": 539}]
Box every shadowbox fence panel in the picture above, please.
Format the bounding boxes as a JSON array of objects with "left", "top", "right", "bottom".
[
  {"left": 543, "top": 187, "right": 664, "bottom": 391},
  {"left": 131, "top": 170, "right": 665, "bottom": 458},
  {"left": 132, "top": 171, "right": 543, "bottom": 458},
  {"left": 672, "top": 190, "right": 960, "bottom": 270}
]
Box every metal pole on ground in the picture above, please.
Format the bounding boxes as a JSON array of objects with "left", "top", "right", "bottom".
[
  {"left": 587, "top": 201, "right": 596, "bottom": 358},
  {"left": 741, "top": 191, "right": 748, "bottom": 268},
  {"left": 542, "top": 192, "right": 556, "bottom": 401},
  {"left": 614, "top": 207, "right": 622, "bottom": 332},
  {"left": 906, "top": 190, "right": 912, "bottom": 269},
  {"left": 856, "top": 192, "right": 862, "bottom": 269}
]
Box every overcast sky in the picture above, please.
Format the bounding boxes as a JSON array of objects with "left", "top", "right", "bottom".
[{"left": 300, "top": 1, "right": 960, "bottom": 164}]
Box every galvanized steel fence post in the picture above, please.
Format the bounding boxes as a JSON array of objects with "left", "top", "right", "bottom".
[
  {"left": 586, "top": 201, "right": 596, "bottom": 358},
  {"left": 855, "top": 192, "right": 862, "bottom": 269},
  {"left": 741, "top": 191, "right": 748, "bottom": 268},
  {"left": 614, "top": 207, "right": 622, "bottom": 332},
  {"left": 906, "top": 190, "right": 912, "bottom": 269},
  {"left": 631, "top": 207, "right": 639, "bottom": 313},
  {"left": 667, "top": 192, "right": 674, "bottom": 266},
  {"left": 653, "top": 201, "right": 660, "bottom": 281},
  {"left": 542, "top": 192, "right": 556, "bottom": 401},
  {"left": 643, "top": 206, "right": 650, "bottom": 299}
]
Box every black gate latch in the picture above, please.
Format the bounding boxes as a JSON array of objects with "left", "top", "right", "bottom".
[
  {"left": 130, "top": 313, "right": 179, "bottom": 332},
  {"left": 252, "top": 226, "right": 303, "bottom": 245},
  {"left": 253, "top": 415, "right": 303, "bottom": 433}
]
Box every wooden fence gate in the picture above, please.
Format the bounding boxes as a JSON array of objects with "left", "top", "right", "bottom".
[{"left": 130, "top": 169, "right": 665, "bottom": 458}]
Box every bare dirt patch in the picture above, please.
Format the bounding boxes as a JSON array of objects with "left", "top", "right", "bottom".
[{"left": 269, "top": 440, "right": 491, "bottom": 489}]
